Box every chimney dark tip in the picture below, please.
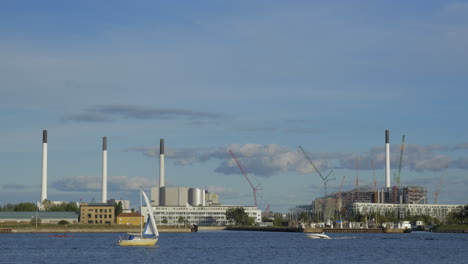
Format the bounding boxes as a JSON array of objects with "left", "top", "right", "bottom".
[
  {"left": 160, "top": 138, "right": 164, "bottom": 154},
  {"left": 43, "top": 130, "right": 47, "bottom": 143}
]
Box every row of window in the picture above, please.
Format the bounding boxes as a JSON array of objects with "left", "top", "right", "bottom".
[
  {"left": 87, "top": 208, "right": 113, "bottom": 213},
  {"left": 85, "top": 214, "right": 114, "bottom": 219}
]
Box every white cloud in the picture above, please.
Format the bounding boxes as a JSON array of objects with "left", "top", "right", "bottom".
[
  {"left": 128, "top": 142, "right": 468, "bottom": 178},
  {"left": 52, "top": 175, "right": 154, "bottom": 192}
]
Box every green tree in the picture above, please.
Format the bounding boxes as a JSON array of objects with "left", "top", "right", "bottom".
[
  {"left": 177, "top": 216, "right": 185, "bottom": 224},
  {"left": 64, "top": 202, "right": 79, "bottom": 212},
  {"left": 273, "top": 217, "right": 283, "bottom": 227},
  {"left": 226, "top": 207, "right": 249, "bottom": 225},
  {"left": 14, "top": 202, "right": 36, "bottom": 211},
  {"left": 446, "top": 212, "right": 459, "bottom": 224},
  {"left": 298, "top": 212, "right": 309, "bottom": 223},
  {"left": 0, "top": 203, "right": 16, "bottom": 211},
  {"left": 58, "top": 220, "right": 69, "bottom": 225},
  {"left": 30, "top": 217, "right": 41, "bottom": 225},
  {"left": 114, "top": 201, "right": 123, "bottom": 218},
  {"left": 50, "top": 202, "right": 66, "bottom": 211}
]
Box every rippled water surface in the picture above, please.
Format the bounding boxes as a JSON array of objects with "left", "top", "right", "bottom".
[{"left": 1, "top": 231, "right": 466, "bottom": 264}]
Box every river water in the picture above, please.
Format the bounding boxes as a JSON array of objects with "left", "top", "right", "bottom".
[{"left": 0, "top": 231, "right": 466, "bottom": 264}]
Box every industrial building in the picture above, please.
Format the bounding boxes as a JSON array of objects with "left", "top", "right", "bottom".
[
  {"left": 79, "top": 203, "right": 115, "bottom": 224},
  {"left": 299, "top": 130, "right": 462, "bottom": 222},
  {"left": 143, "top": 205, "right": 261, "bottom": 226},
  {"left": 33, "top": 132, "right": 260, "bottom": 226},
  {"left": 146, "top": 138, "right": 261, "bottom": 226},
  {"left": 352, "top": 203, "right": 464, "bottom": 221}
]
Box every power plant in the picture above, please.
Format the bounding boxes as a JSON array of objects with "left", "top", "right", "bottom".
[
  {"left": 291, "top": 129, "right": 464, "bottom": 223},
  {"left": 151, "top": 138, "right": 214, "bottom": 207},
  {"left": 34, "top": 129, "right": 463, "bottom": 225}
]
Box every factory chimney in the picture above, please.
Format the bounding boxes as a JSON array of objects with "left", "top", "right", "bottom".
[
  {"left": 41, "top": 130, "right": 48, "bottom": 202},
  {"left": 385, "top": 129, "right": 391, "bottom": 188},
  {"left": 159, "top": 138, "right": 165, "bottom": 188},
  {"left": 102, "top": 136, "right": 108, "bottom": 203}
]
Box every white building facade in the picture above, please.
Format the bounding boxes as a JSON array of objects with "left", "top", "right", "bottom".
[
  {"left": 352, "top": 202, "right": 464, "bottom": 221},
  {"left": 142, "top": 205, "right": 262, "bottom": 226}
]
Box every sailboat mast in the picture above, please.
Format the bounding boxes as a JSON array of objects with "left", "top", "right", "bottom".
[{"left": 139, "top": 188, "right": 143, "bottom": 236}]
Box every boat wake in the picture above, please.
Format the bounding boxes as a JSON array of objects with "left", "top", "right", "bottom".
[{"left": 332, "top": 236, "right": 364, "bottom": 239}]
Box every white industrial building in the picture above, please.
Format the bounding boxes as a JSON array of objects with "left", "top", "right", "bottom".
[
  {"left": 148, "top": 186, "right": 261, "bottom": 226},
  {"left": 143, "top": 204, "right": 261, "bottom": 226},
  {"left": 352, "top": 202, "right": 464, "bottom": 221}
]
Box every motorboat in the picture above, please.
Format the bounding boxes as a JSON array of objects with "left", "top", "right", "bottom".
[{"left": 307, "top": 232, "right": 331, "bottom": 239}]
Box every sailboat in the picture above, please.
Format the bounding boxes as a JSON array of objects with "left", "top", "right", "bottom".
[{"left": 118, "top": 188, "right": 159, "bottom": 246}]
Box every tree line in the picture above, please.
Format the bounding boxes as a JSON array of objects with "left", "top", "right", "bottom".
[{"left": 0, "top": 201, "right": 79, "bottom": 212}]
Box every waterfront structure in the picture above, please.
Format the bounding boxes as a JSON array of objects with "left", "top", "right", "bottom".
[
  {"left": 0, "top": 211, "right": 78, "bottom": 224},
  {"left": 79, "top": 203, "right": 115, "bottom": 224},
  {"left": 352, "top": 202, "right": 464, "bottom": 221},
  {"left": 116, "top": 212, "right": 144, "bottom": 225},
  {"left": 142, "top": 205, "right": 262, "bottom": 226}
]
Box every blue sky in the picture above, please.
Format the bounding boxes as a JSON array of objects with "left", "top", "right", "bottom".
[{"left": 1, "top": 0, "right": 467, "bottom": 212}]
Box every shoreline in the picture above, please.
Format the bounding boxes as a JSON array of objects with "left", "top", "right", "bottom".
[
  {"left": 0, "top": 225, "right": 226, "bottom": 233},
  {"left": 2, "top": 225, "right": 466, "bottom": 234}
]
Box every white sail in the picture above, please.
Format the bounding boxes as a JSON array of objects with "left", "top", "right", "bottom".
[{"left": 141, "top": 188, "right": 159, "bottom": 237}]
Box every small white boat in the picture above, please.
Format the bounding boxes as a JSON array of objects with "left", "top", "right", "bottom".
[
  {"left": 307, "top": 232, "right": 331, "bottom": 239},
  {"left": 118, "top": 188, "right": 159, "bottom": 246}
]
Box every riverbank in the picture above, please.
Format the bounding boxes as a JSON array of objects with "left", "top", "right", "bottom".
[
  {"left": 0, "top": 224, "right": 195, "bottom": 233},
  {"left": 228, "top": 226, "right": 410, "bottom": 233},
  {"left": 432, "top": 224, "right": 468, "bottom": 233}
]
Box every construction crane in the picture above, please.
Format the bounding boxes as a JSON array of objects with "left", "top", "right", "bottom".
[
  {"left": 355, "top": 154, "right": 359, "bottom": 189},
  {"left": 434, "top": 166, "right": 448, "bottom": 204},
  {"left": 372, "top": 160, "right": 378, "bottom": 203},
  {"left": 394, "top": 135, "right": 405, "bottom": 188},
  {"left": 337, "top": 176, "right": 346, "bottom": 200},
  {"left": 298, "top": 146, "right": 335, "bottom": 197},
  {"left": 229, "top": 150, "right": 262, "bottom": 207},
  {"left": 262, "top": 204, "right": 271, "bottom": 219}
]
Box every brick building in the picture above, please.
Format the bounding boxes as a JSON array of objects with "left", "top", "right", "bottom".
[{"left": 79, "top": 203, "right": 115, "bottom": 224}]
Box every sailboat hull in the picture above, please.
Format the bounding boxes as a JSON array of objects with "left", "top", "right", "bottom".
[{"left": 118, "top": 237, "right": 158, "bottom": 246}]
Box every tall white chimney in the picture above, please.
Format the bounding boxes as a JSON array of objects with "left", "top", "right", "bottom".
[
  {"left": 41, "top": 130, "right": 48, "bottom": 202},
  {"left": 385, "top": 129, "right": 391, "bottom": 188},
  {"left": 102, "top": 136, "right": 108, "bottom": 203},
  {"left": 159, "top": 138, "right": 165, "bottom": 188}
]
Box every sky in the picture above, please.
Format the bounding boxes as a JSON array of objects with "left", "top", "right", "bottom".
[{"left": 1, "top": 0, "right": 467, "bottom": 213}]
